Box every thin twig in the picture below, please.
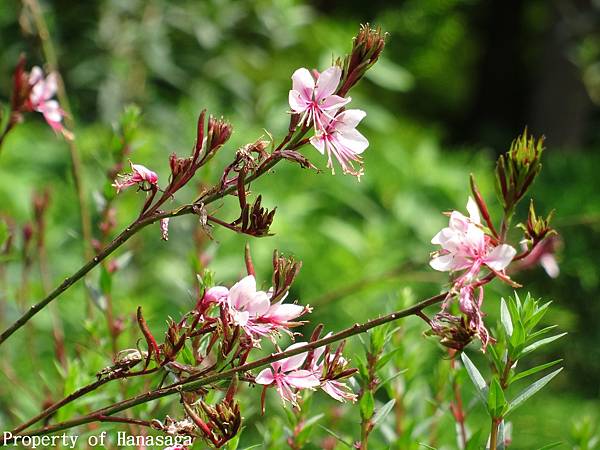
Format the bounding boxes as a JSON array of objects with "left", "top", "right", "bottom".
[
  {"left": 9, "top": 291, "right": 448, "bottom": 440},
  {"left": 21, "top": 0, "right": 95, "bottom": 292},
  {"left": 0, "top": 136, "right": 288, "bottom": 345}
]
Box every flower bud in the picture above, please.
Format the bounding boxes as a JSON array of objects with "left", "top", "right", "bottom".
[
  {"left": 496, "top": 129, "right": 544, "bottom": 213},
  {"left": 338, "top": 24, "right": 387, "bottom": 96}
]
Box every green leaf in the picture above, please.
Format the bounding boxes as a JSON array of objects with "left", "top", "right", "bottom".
[
  {"left": 506, "top": 368, "right": 563, "bottom": 416},
  {"left": 527, "top": 325, "right": 559, "bottom": 342},
  {"left": 376, "top": 368, "right": 408, "bottom": 392},
  {"left": 359, "top": 390, "right": 375, "bottom": 419},
  {"left": 522, "top": 333, "right": 567, "bottom": 356},
  {"left": 371, "top": 399, "right": 396, "bottom": 430},
  {"left": 500, "top": 298, "right": 513, "bottom": 337},
  {"left": 510, "top": 359, "right": 563, "bottom": 383},
  {"left": 461, "top": 352, "right": 488, "bottom": 405},
  {"left": 296, "top": 413, "right": 324, "bottom": 444},
  {"left": 465, "top": 429, "right": 483, "bottom": 450},
  {"left": 318, "top": 425, "right": 353, "bottom": 448},
  {"left": 0, "top": 219, "right": 8, "bottom": 248},
  {"left": 376, "top": 347, "right": 403, "bottom": 370},
  {"left": 100, "top": 266, "right": 112, "bottom": 295},
  {"left": 487, "top": 378, "right": 507, "bottom": 417},
  {"left": 537, "top": 442, "right": 563, "bottom": 450},
  {"left": 180, "top": 344, "right": 194, "bottom": 365},
  {"left": 508, "top": 320, "right": 526, "bottom": 357},
  {"left": 370, "top": 325, "right": 387, "bottom": 353}
]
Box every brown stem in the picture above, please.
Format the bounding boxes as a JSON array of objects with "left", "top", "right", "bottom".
[
  {"left": 0, "top": 124, "right": 306, "bottom": 346},
  {"left": 489, "top": 418, "right": 500, "bottom": 450},
  {"left": 9, "top": 291, "right": 448, "bottom": 440},
  {"left": 9, "top": 367, "right": 160, "bottom": 435},
  {"left": 21, "top": 0, "right": 95, "bottom": 314}
]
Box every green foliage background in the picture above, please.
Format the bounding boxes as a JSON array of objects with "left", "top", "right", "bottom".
[{"left": 0, "top": 0, "right": 599, "bottom": 448}]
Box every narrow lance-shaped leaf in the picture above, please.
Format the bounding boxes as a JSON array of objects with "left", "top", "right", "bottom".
[
  {"left": 500, "top": 298, "right": 513, "bottom": 337},
  {"left": 510, "top": 359, "right": 563, "bottom": 383},
  {"left": 522, "top": 333, "right": 567, "bottom": 356},
  {"left": 506, "top": 368, "right": 563, "bottom": 416},
  {"left": 461, "top": 352, "right": 488, "bottom": 405},
  {"left": 371, "top": 399, "right": 396, "bottom": 430},
  {"left": 487, "top": 378, "right": 507, "bottom": 418}
]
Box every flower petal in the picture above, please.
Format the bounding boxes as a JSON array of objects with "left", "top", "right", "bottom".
[
  {"left": 334, "top": 109, "right": 366, "bottom": 132},
  {"left": 255, "top": 368, "right": 275, "bottom": 385},
  {"left": 429, "top": 254, "right": 455, "bottom": 271},
  {"left": 335, "top": 128, "right": 369, "bottom": 154},
  {"left": 309, "top": 135, "right": 326, "bottom": 155},
  {"left": 264, "top": 302, "right": 305, "bottom": 323},
  {"left": 279, "top": 342, "right": 309, "bottom": 372},
  {"left": 291, "top": 68, "right": 315, "bottom": 98},
  {"left": 484, "top": 244, "right": 516, "bottom": 271},
  {"left": 284, "top": 370, "right": 321, "bottom": 389},
  {"left": 466, "top": 196, "right": 481, "bottom": 224},
  {"left": 315, "top": 66, "right": 342, "bottom": 100}
]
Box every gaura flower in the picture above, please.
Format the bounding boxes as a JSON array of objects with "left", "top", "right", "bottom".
[
  {"left": 430, "top": 197, "right": 516, "bottom": 281},
  {"left": 112, "top": 161, "right": 159, "bottom": 193},
  {"left": 223, "top": 276, "right": 310, "bottom": 340},
  {"left": 255, "top": 342, "right": 320, "bottom": 407},
  {"left": 226, "top": 275, "right": 271, "bottom": 334},
  {"left": 288, "top": 66, "right": 349, "bottom": 131},
  {"left": 309, "top": 343, "right": 357, "bottom": 403},
  {"left": 309, "top": 109, "right": 369, "bottom": 178},
  {"left": 27, "top": 66, "right": 71, "bottom": 137}
]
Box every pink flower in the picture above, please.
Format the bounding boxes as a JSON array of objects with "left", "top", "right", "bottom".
[
  {"left": 27, "top": 66, "right": 70, "bottom": 137},
  {"left": 255, "top": 343, "right": 320, "bottom": 407},
  {"left": 223, "top": 276, "right": 310, "bottom": 340},
  {"left": 430, "top": 197, "right": 516, "bottom": 280},
  {"left": 226, "top": 275, "right": 271, "bottom": 334},
  {"left": 203, "top": 286, "right": 229, "bottom": 305},
  {"left": 260, "top": 291, "right": 311, "bottom": 329},
  {"left": 112, "top": 161, "right": 159, "bottom": 193},
  {"left": 516, "top": 236, "right": 560, "bottom": 278},
  {"left": 309, "top": 343, "right": 357, "bottom": 403},
  {"left": 288, "top": 66, "right": 349, "bottom": 130},
  {"left": 309, "top": 109, "right": 369, "bottom": 178}
]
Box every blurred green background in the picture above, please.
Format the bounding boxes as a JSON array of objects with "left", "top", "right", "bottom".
[{"left": 0, "top": 0, "right": 599, "bottom": 448}]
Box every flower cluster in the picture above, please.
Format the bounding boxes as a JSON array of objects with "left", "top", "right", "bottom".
[
  {"left": 289, "top": 66, "right": 368, "bottom": 178},
  {"left": 202, "top": 274, "right": 311, "bottom": 344},
  {"left": 9, "top": 58, "right": 71, "bottom": 138},
  {"left": 255, "top": 339, "right": 357, "bottom": 409},
  {"left": 429, "top": 197, "right": 517, "bottom": 349}
]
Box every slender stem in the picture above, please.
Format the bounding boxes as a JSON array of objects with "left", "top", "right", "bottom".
[
  {"left": 22, "top": 0, "right": 95, "bottom": 285},
  {"left": 9, "top": 367, "right": 160, "bottom": 435},
  {"left": 450, "top": 356, "right": 467, "bottom": 449},
  {"left": 489, "top": 418, "right": 500, "bottom": 450},
  {"left": 0, "top": 127, "right": 300, "bottom": 346},
  {"left": 11, "top": 291, "right": 447, "bottom": 440},
  {"left": 0, "top": 119, "right": 16, "bottom": 155}
]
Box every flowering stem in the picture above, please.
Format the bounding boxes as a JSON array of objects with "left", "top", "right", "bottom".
[
  {"left": 8, "top": 366, "right": 161, "bottom": 435},
  {"left": 21, "top": 0, "right": 95, "bottom": 310},
  {"left": 489, "top": 418, "right": 500, "bottom": 450},
  {"left": 8, "top": 291, "right": 447, "bottom": 440},
  {"left": 0, "top": 129, "right": 309, "bottom": 346}
]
